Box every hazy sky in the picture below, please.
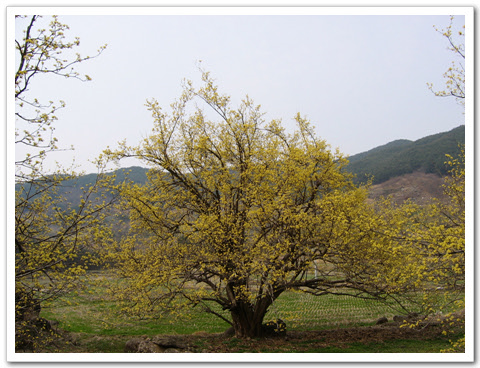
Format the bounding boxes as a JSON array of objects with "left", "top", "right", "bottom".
[{"left": 14, "top": 8, "right": 467, "bottom": 174}]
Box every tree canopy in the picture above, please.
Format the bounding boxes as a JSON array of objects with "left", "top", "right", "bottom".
[
  {"left": 104, "top": 71, "right": 419, "bottom": 338},
  {"left": 427, "top": 15, "right": 465, "bottom": 106}
]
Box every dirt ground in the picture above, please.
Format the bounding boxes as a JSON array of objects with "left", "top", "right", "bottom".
[
  {"left": 15, "top": 310, "right": 464, "bottom": 354},
  {"left": 23, "top": 317, "right": 463, "bottom": 354},
  {"left": 368, "top": 171, "right": 447, "bottom": 205},
  {"left": 184, "top": 322, "right": 453, "bottom": 353}
]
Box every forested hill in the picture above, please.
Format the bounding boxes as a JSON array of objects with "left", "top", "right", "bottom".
[
  {"left": 32, "top": 125, "right": 464, "bottom": 204},
  {"left": 345, "top": 125, "right": 465, "bottom": 185},
  {"left": 69, "top": 165, "right": 148, "bottom": 189}
]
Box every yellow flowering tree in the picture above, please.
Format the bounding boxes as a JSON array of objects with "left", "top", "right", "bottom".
[
  {"left": 375, "top": 15, "right": 466, "bottom": 351},
  {"left": 426, "top": 16, "right": 466, "bottom": 325},
  {"left": 14, "top": 15, "right": 114, "bottom": 351},
  {"left": 427, "top": 15, "right": 465, "bottom": 106},
  {"left": 105, "top": 71, "right": 415, "bottom": 338},
  {"left": 373, "top": 152, "right": 464, "bottom": 315},
  {"left": 15, "top": 15, "right": 106, "bottom": 176},
  {"left": 368, "top": 17, "right": 466, "bottom": 347},
  {"left": 425, "top": 151, "right": 465, "bottom": 308}
]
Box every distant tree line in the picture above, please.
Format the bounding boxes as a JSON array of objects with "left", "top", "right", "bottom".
[{"left": 346, "top": 125, "right": 465, "bottom": 185}]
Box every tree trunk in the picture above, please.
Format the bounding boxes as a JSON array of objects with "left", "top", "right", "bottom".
[{"left": 229, "top": 298, "right": 271, "bottom": 338}]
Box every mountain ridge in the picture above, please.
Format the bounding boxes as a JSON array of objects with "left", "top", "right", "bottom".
[
  {"left": 346, "top": 125, "right": 464, "bottom": 185},
  {"left": 29, "top": 125, "right": 464, "bottom": 207},
  {"left": 90, "top": 125, "right": 465, "bottom": 186}
]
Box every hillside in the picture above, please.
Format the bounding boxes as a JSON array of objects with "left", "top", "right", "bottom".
[
  {"left": 367, "top": 171, "right": 448, "bottom": 205},
  {"left": 346, "top": 125, "right": 465, "bottom": 185},
  {"left": 21, "top": 126, "right": 463, "bottom": 208},
  {"left": 18, "top": 166, "right": 149, "bottom": 211}
]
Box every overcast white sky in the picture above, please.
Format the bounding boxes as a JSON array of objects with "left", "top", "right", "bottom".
[{"left": 13, "top": 7, "right": 469, "bottom": 174}]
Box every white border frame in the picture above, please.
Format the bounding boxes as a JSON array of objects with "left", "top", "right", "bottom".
[{"left": 6, "top": 5, "right": 475, "bottom": 364}]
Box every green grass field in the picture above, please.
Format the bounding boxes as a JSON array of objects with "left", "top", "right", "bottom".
[
  {"left": 37, "top": 271, "right": 464, "bottom": 353},
  {"left": 40, "top": 273, "right": 402, "bottom": 336}
]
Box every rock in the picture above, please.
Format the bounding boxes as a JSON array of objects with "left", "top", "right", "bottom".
[
  {"left": 137, "top": 340, "right": 163, "bottom": 353},
  {"left": 376, "top": 317, "right": 388, "bottom": 325},
  {"left": 163, "top": 348, "right": 180, "bottom": 353},
  {"left": 124, "top": 338, "right": 144, "bottom": 353},
  {"left": 125, "top": 335, "right": 192, "bottom": 353},
  {"left": 125, "top": 337, "right": 164, "bottom": 353},
  {"left": 151, "top": 336, "right": 189, "bottom": 350}
]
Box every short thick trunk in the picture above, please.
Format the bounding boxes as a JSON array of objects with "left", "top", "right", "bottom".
[
  {"left": 231, "top": 310, "right": 264, "bottom": 338},
  {"left": 230, "top": 299, "right": 270, "bottom": 338},
  {"left": 225, "top": 281, "right": 285, "bottom": 338}
]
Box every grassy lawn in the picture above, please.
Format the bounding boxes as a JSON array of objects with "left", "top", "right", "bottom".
[
  {"left": 41, "top": 272, "right": 406, "bottom": 336},
  {"left": 41, "top": 285, "right": 397, "bottom": 336},
  {"left": 37, "top": 271, "right": 464, "bottom": 354}
]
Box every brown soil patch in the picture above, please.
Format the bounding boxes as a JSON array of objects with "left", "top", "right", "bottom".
[
  {"left": 368, "top": 171, "right": 447, "bottom": 205},
  {"left": 190, "top": 322, "right": 449, "bottom": 353},
  {"left": 21, "top": 312, "right": 464, "bottom": 354},
  {"left": 30, "top": 320, "right": 457, "bottom": 354}
]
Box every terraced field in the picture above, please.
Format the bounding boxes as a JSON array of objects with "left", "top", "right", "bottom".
[{"left": 31, "top": 271, "right": 464, "bottom": 354}]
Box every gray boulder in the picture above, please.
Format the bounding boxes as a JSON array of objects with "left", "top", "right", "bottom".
[
  {"left": 138, "top": 340, "right": 164, "bottom": 353},
  {"left": 163, "top": 348, "right": 181, "bottom": 353},
  {"left": 125, "top": 335, "right": 192, "bottom": 353},
  {"left": 151, "top": 336, "right": 189, "bottom": 350},
  {"left": 124, "top": 338, "right": 146, "bottom": 353}
]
